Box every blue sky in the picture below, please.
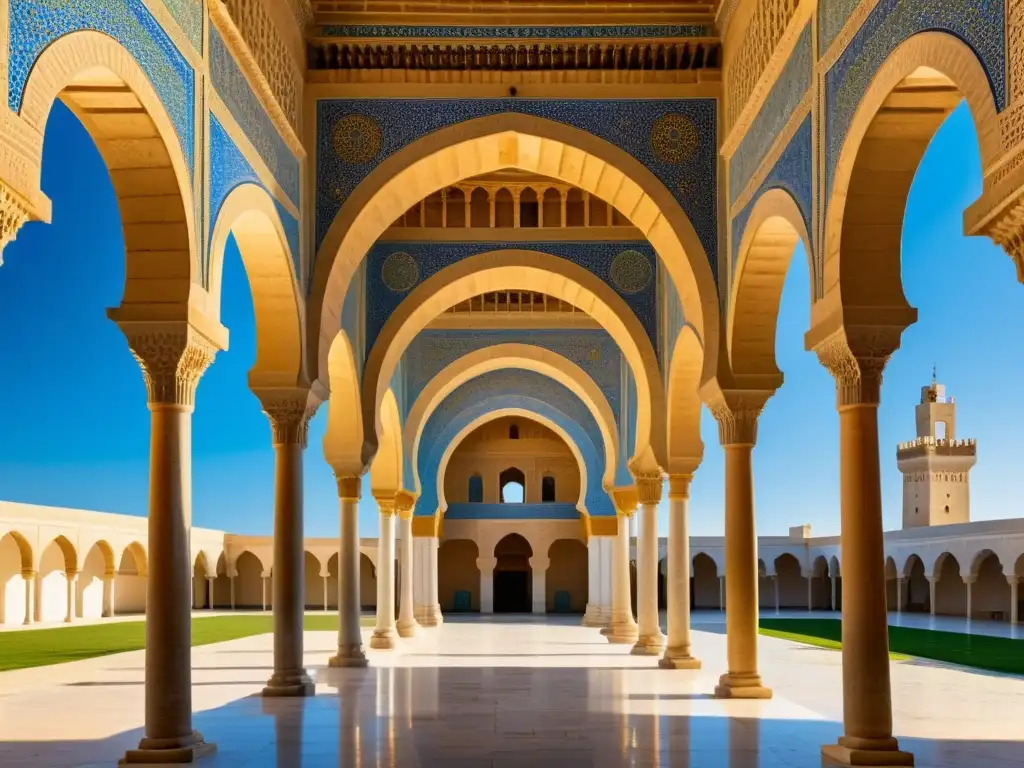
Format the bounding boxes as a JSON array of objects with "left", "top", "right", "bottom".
[{"left": 0, "top": 101, "right": 1022, "bottom": 539}]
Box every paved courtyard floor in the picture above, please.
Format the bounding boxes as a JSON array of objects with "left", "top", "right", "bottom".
[{"left": 0, "top": 614, "right": 1021, "bottom": 767}]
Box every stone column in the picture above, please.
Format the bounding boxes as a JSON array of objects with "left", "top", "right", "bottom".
[
  {"left": 814, "top": 327, "right": 913, "bottom": 768},
  {"left": 928, "top": 577, "right": 937, "bottom": 616},
  {"left": 429, "top": 537, "right": 443, "bottom": 625},
  {"left": 1008, "top": 577, "right": 1019, "bottom": 624},
  {"left": 65, "top": 572, "right": 77, "bottom": 623},
  {"left": 719, "top": 575, "right": 725, "bottom": 611},
  {"left": 322, "top": 575, "right": 329, "bottom": 611},
  {"left": 964, "top": 575, "right": 975, "bottom": 620},
  {"left": 103, "top": 572, "right": 116, "bottom": 618},
  {"left": 632, "top": 473, "right": 666, "bottom": 655},
  {"left": 206, "top": 577, "right": 215, "bottom": 610},
  {"left": 259, "top": 389, "right": 318, "bottom": 697},
  {"left": 478, "top": 557, "right": 497, "bottom": 613},
  {"left": 896, "top": 577, "right": 904, "bottom": 614},
  {"left": 832, "top": 574, "right": 838, "bottom": 611},
  {"left": 660, "top": 474, "right": 700, "bottom": 670},
  {"left": 0, "top": 185, "right": 31, "bottom": 263},
  {"left": 582, "top": 539, "right": 604, "bottom": 626},
  {"left": 530, "top": 556, "right": 549, "bottom": 613},
  {"left": 115, "top": 321, "right": 218, "bottom": 764},
  {"left": 605, "top": 502, "right": 639, "bottom": 644},
  {"left": 805, "top": 572, "right": 813, "bottom": 611},
  {"left": 21, "top": 571, "right": 34, "bottom": 625},
  {"left": 773, "top": 576, "right": 780, "bottom": 613},
  {"left": 329, "top": 476, "right": 367, "bottom": 667},
  {"left": 370, "top": 495, "right": 399, "bottom": 650},
  {"left": 229, "top": 575, "right": 236, "bottom": 610},
  {"left": 262, "top": 575, "right": 269, "bottom": 612},
  {"left": 711, "top": 398, "right": 771, "bottom": 699},
  {"left": 396, "top": 493, "right": 419, "bottom": 638}
]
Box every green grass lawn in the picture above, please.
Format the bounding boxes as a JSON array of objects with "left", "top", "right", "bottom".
[
  {"left": 759, "top": 618, "right": 1024, "bottom": 674},
  {"left": 0, "top": 614, "right": 373, "bottom": 673}
]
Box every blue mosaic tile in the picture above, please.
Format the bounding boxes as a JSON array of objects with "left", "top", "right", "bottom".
[
  {"left": 657, "top": 259, "right": 686, "bottom": 383},
  {"left": 209, "top": 114, "right": 301, "bottom": 285},
  {"left": 445, "top": 502, "right": 580, "bottom": 520},
  {"left": 730, "top": 116, "right": 813, "bottom": 274},
  {"left": 415, "top": 370, "right": 614, "bottom": 518},
  {"left": 730, "top": 25, "right": 811, "bottom": 206},
  {"left": 159, "top": 0, "right": 203, "bottom": 53},
  {"left": 364, "top": 241, "right": 659, "bottom": 359},
  {"left": 316, "top": 98, "right": 718, "bottom": 282},
  {"left": 819, "top": 0, "right": 862, "bottom": 54},
  {"left": 322, "top": 24, "right": 714, "bottom": 39},
  {"left": 9, "top": 0, "right": 195, "bottom": 180},
  {"left": 209, "top": 26, "right": 300, "bottom": 207},
  {"left": 825, "top": 0, "right": 1006, "bottom": 200}
]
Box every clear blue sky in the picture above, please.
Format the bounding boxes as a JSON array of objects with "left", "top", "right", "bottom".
[{"left": 0, "top": 101, "right": 1021, "bottom": 539}]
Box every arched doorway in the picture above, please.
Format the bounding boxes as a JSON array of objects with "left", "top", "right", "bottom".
[{"left": 494, "top": 534, "right": 533, "bottom": 613}]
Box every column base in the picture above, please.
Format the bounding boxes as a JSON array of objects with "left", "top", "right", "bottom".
[
  {"left": 119, "top": 731, "right": 216, "bottom": 765},
  {"left": 822, "top": 739, "right": 914, "bottom": 767},
  {"left": 630, "top": 632, "right": 666, "bottom": 655},
  {"left": 328, "top": 644, "right": 368, "bottom": 668},
  {"left": 262, "top": 669, "right": 315, "bottom": 697},
  {"left": 658, "top": 647, "right": 701, "bottom": 670},
  {"left": 714, "top": 672, "right": 772, "bottom": 699},
  {"left": 396, "top": 619, "right": 419, "bottom": 638},
  {"left": 604, "top": 619, "right": 639, "bottom": 645},
  {"left": 369, "top": 628, "right": 399, "bottom": 650},
  {"left": 582, "top": 604, "right": 606, "bottom": 627}
]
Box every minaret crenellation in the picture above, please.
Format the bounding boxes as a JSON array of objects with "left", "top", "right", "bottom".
[{"left": 897, "top": 370, "right": 977, "bottom": 529}]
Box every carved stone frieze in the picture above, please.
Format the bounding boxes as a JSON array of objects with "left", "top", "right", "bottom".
[
  {"left": 0, "top": 186, "right": 30, "bottom": 262},
  {"left": 119, "top": 324, "right": 218, "bottom": 408},
  {"left": 255, "top": 388, "right": 321, "bottom": 447},
  {"left": 979, "top": 191, "right": 1024, "bottom": 284},
  {"left": 812, "top": 325, "right": 904, "bottom": 407}
]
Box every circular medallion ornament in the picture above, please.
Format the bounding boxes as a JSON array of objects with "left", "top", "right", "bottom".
[
  {"left": 381, "top": 251, "right": 419, "bottom": 292},
  {"left": 609, "top": 250, "right": 653, "bottom": 294},
  {"left": 651, "top": 113, "right": 699, "bottom": 165},
  {"left": 332, "top": 114, "right": 382, "bottom": 164}
]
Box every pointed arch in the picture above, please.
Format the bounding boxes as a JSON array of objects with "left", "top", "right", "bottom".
[
  {"left": 666, "top": 325, "right": 705, "bottom": 474},
  {"left": 369, "top": 387, "right": 403, "bottom": 495}
]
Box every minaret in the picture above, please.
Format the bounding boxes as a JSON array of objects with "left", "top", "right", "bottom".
[{"left": 896, "top": 369, "right": 977, "bottom": 528}]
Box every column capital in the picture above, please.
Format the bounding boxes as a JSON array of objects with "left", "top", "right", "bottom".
[
  {"left": 65, "top": 570, "right": 79, "bottom": 582},
  {"left": 632, "top": 472, "right": 664, "bottom": 506},
  {"left": 811, "top": 324, "right": 907, "bottom": 407},
  {"left": 395, "top": 490, "right": 417, "bottom": 519},
  {"left": 21, "top": 569, "right": 36, "bottom": 580},
  {"left": 375, "top": 493, "right": 398, "bottom": 517},
  {"left": 0, "top": 184, "right": 31, "bottom": 261},
  {"left": 336, "top": 475, "right": 361, "bottom": 501},
  {"left": 973, "top": 188, "right": 1024, "bottom": 283},
  {"left": 609, "top": 486, "right": 638, "bottom": 517},
  {"left": 254, "top": 387, "right": 321, "bottom": 447},
  {"left": 667, "top": 474, "right": 692, "bottom": 500},
  {"left": 707, "top": 390, "right": 771, "bottom": 446},
  {"left": 962, "top": 574, "right": 978, "bottom": 585},
  {"left": 476, "top": 556, "right": 498, "bottom": 572},
  {"left": 116, "top": 321, "right": 220, "bottom": 409},
  {"left": 1007, "top": 575, "right": 1020, "bottom": 586}
]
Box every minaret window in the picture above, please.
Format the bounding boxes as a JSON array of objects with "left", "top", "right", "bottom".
[{"left": 541, "top": 476, "right": 556, "bottom": 502}]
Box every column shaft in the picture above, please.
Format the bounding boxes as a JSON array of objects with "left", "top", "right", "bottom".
[
  {"left": 207, "top": 578, "right": 215, "bottom": 610},
  {"left": 632, "top": 498, "right": 665, "bottom": 654},
  {"left": 22, "top": 573, "right": 33, "bottom": 625},
  {"left": 965, "top": 579, "right": 974, "bottom": 619},
  {"left": 370, "top": 505, "right": 398, "bottom": 649},
  {"left": 605, "top": 513, "right": 638, "bottom": 644},
  {"left": 329, "top": 481, "right": 367, "bottom": 667},
  {"left": 323, "top": 576, "right": 328, "bottom": 611},
  {"left": 1010, "top": 579, "right": 1019, "bottom": 624},
  {"left": 823, "top": 402, "right": 912, "bottom": 766},
  {"left": 896, "top": 578, "right": 903, "bottom": 614},
  {"left": 65, "top": 574, "right": 76, "bottom": 623},
  {"left": 263, "top": 438, "right": 314, "bottom": 697},
  {"left": 397, "top": 512, "right": 418, "bottom": 637},
  {"left": 660, "top": 480, "right": 700, "bottom": 669},
  {"left": 531, "top": 557, "right": 548, "bottom": 614},
  {"left": 715, "top": 444, "right": 770, "bottom": 698},
  {"left": 479, "top": 558, "right": 496, "bottom": 613}
]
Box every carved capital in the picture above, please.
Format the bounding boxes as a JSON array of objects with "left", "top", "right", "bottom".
[
  {"left": 255, "top": 388, "right": 320, "bottom": 447},
  {"left": 632, "top": 472, "right": 664, "bottom": 506},
  {"left": 707, "top": 390, "right": 770, "bottom": 446},
  {"left": 667, "top": 474, "right": 692, "bottom": 500},
  {"left": 0, "top": 185, "right": 31, "bottom": 263},
  {"left": 395, "top": 490, "right": 417, "bottom": 519},
  {"left": 119, "top": 323, "right": 218, "bottom": 409},
  {"left": 980, "top": 191, "right": 1024, "bottom": 283},
  {"left": 375, "top": 493, "right": 398, "bottom": 517},
  {"left": 336, "top": 475, "right": 361, "bottom": 501},
  {"left": 813, "top": 325, "right": 903, "bottom": 407}
]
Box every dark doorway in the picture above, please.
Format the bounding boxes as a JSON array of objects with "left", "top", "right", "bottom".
[
  {"left": 494, "top": 571, "right": 531, "bottom": 613},
  {"left": 493, "top": 532, "right": 533, "bottom": 613}
]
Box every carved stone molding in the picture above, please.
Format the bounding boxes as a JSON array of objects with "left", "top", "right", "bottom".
[
  {"left": 633, "top": 472, "right": 665, "bottom": 506},
  {"left": 374, "top": 493, "right": 398, "bottom": 517},
  {"left": 667, "top": 474, "right": 692, "bottom": 500},
  {"left": 978, "top": 192, "right": 1024, "bottom": 283},
  {"left": 255, "top": 388, "right": 321, "bottom": 447},
  {"left": 395, "top": 490, "right": 417, "bottom": 519},
  {"left": 707, "top": 390, "right": 769, "bottom": 447},
  {"left": 118, "top": 323, "right": 218, "bottom": 409},
  {"left": 336, "top": 475, "right": 361, "bottom": 500},
  {"left": 0, "top": 185, "right": 31, "bottom": 263},
  {"left": 812, "top": 325, "right": 905, "bottom": 408}
]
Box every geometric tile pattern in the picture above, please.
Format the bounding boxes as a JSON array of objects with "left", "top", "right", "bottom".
[
  {"left": 316, "top": 98, "right": 718, "bottom": 282},
  {"left": 158, "top": 0, "right": 203, "bottom": 53},
  {"left": 8, "top": 0, "right": 195, "bottom": 179},
  {"left": 321, "top": 24, "right": 714, "bottom": 38}
]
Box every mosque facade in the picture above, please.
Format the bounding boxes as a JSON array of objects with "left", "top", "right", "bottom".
[{"left": 2, "top": 1, "right": 1024, "bottom": 766}]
